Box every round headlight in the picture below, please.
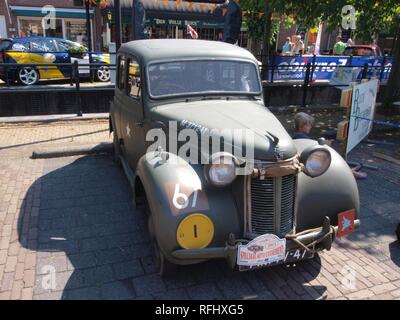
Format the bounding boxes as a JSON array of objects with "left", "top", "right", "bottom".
[
  {"left": 302, "top": 148, "right": 331, "bottom": 178},
  {"left": 205, "top": 153, "right": 238, "bottom": 187}
]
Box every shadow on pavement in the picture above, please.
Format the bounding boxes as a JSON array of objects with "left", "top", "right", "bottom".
[{"left": 18, "top": 154, "right": 325, "bottom": 300}]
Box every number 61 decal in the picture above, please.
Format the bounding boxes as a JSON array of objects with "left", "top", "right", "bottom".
[
  {"left": 173, "top": 183, "right": 199, "bottom": 210},
  {"left": 165, "top": 182, "right": 209, "bottom": 216}
]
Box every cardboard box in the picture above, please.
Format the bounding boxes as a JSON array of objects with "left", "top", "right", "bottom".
[
  {"left": 340, "top": 88, "right": 353, "bottom": 109},
  {"left": 336, "top": 119, "right": 349, "bottom": 141}
]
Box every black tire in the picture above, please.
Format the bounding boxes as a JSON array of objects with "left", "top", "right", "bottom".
[
  {"left": 145, "top": 200, "right": 177, "bottom": 277},
  {"left": 95, "top": 65, "right": 111, "bottom": 82},
  {"left": 113, "top": 131, "right": 121, "bottom": 166},
  {"left": 18, "top": 67, "right": 39, "bottom": 85},
  {"left": 152, "top": 238, "right": 177, "bottom": 278}
]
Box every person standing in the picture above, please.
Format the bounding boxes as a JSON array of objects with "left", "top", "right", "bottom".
[
  {"left": 346, "top": 38, "right": 354, "bottom": 47},
  {"left": 214, "top": 0, "right": 242, "bottom": 44},
  {"left": 333, "top": 36, "right": 346, "bottom": 55},
  {"left": 292, "top": 35, "right": 304, "bottom": 55},
  {"left": 282, "top": 37, "right": 293, "bottom": 55}
]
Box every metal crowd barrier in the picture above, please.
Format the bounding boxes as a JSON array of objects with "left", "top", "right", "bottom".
[{"left": 0, "top": 61, "right": 116, "bottom": 116}]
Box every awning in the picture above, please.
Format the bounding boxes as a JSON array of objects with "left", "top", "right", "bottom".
[
  {"left": 106, "top": 0, "right": 224, "bottom": 25},
  {"left": 9, "top": 6, "right": 94, "bottom": 19}
]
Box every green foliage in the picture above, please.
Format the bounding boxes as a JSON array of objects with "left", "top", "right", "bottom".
[{"left": 239, "top": 0, "right": 400, "bottom": 42}]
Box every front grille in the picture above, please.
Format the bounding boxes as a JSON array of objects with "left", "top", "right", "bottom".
[{"left": 247, "top": 174, "right": 296, "bottom": 238}]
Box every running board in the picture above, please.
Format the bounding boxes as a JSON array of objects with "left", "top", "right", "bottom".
[{"left": 119, "top": 155, "right": 136, "bottom": 209}]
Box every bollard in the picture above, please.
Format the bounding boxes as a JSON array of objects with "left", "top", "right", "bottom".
[
  {"left": 5, "top": 64, "right": 9, "bottom": 87},
  {"left": 309, "top": 54, "right": 316, "bottom": 83},
  {"left": 301, "top": 62, "right": 311, "bottom": 108},
  {"left": 270, "top": 53, "right": 276, "bottom": 83},
  {"left": 361, "top": 63, "right": 368, "bottom": 80},
  {"left": 379, "top": 54, "right": 387, "bottom": 81},
  {"left": 74, "top": 60, "right": 83, "bottom": 117}
]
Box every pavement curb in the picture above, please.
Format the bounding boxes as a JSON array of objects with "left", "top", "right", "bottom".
[
  {"left": 31, "top": 143, "right": 113, "bottom": 159},
  {"left": 0, "top": 113, "right": 109, "bottom": 124}
]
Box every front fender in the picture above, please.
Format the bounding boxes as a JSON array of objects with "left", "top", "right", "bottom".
[
  {"left": 294, "top": 139, "right": 360, "bottom": 232},
  {"left": 136, "top": 152, "right": 242, "bottom": 265}
]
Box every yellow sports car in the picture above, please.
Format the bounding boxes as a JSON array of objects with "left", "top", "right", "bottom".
[{"left": 0, "top": 37, "right": 110, "bottom": 85}]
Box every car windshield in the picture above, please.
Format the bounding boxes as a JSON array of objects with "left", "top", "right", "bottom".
[
  {"left": 58, "top": 40, "right": 87, "bottom": 52},
  {"left": 148, "top": 60, "right": 261, "bottom": 98}
]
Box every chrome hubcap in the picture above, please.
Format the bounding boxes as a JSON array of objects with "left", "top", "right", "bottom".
[
  {"left": 97, "top": 66, "right": 110, "bottom": 81},
  {"left": 19, "top": 68, "right": 38, "bottom": 85}
]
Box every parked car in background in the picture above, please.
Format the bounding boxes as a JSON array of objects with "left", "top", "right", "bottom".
[
  {"left": 343, "top": 45, "right": 383, "bottom": 57},
  {"left": 0, "top": 37, "right": 110, "bottom": 85}
]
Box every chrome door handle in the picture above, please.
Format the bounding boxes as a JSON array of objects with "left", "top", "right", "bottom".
[{"left": 135, "top": 121, "right": 144, "bottom": 127}]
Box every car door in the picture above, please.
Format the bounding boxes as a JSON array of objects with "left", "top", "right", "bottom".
[
  {"left": 29, "top": 39, "right": 65, "bottom": 79},
  {"left": 119, "top": 55, "right": 147, "bottom": 169},
  {"left": 56, "top": 40, "right": 88, "bottom": 78},
  {"left": 55, "top": 40, "right": 73, "bottom": 77}
]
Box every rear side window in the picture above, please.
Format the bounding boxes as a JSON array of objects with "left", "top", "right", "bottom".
[
  {"left": 117, "top": 55, "right": 126, "bottom": 91},
  {"left": 127, "top": 58, "right": 141, "bottom": 98},
  {"left": 0, "top": 40, "right": 12, "bottom": 51},
  {"left": 11, "top": 42, "right": 29, "bottom": 52}
]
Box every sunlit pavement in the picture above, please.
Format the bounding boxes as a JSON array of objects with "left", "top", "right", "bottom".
[{"left": 0, "top": 119, "right": 399, "bottom": 300}]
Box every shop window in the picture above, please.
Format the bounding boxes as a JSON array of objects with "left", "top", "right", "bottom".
[
  {"left": 65, "top": 21, "right": 88, "bottom": 46},
  {"left": 127, "top": 58, "right": 141, "bottom": 98},
  {"left": 19, "top": 19, "right": 43, "bottom": 37},
  {"left": 117, "top": 55, "right": 126, "bottom": 91},
  {"left": 45, "top": 19, "right": 63, "bottom": 38}
]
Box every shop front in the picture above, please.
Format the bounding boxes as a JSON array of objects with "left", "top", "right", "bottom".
[
  {"left": 106, "top": 0, "right": 247, "bottom": 46},
  {"left": 8, "top": 6, "right": 94, "bottom": 47}
]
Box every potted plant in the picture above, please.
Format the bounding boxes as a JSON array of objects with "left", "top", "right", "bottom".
[{"left": 68, "top": 46, "right": 87, "bottom": 59}]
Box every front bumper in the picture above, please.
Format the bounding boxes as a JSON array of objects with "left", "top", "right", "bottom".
[{"left": 171, "top": 216, "right": 360, "bottom": 268}]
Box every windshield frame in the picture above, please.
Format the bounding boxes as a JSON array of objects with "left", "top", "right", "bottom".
[{"left": 145, "top": 58, "right": 262, "bottom": 100}]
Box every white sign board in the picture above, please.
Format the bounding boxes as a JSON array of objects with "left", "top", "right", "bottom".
[{"left": 346, "top": 79, "right": 379, "bottom": 154}]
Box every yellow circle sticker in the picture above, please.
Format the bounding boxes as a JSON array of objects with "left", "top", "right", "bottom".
[{"left": 177, "top": 214, "right": 214, "bottom": 249}]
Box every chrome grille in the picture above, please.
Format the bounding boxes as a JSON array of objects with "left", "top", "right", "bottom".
[{"left": 247, "top": 174, "right": 296, "bottom": 238}]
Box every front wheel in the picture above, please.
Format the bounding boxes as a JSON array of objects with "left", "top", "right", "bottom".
[
  {"left": 146, "top": 201, "right": 177, "bottom": 277},
  {"left": 152, "top": 238, "right": 177, "bottom": 278},
  {"left": 18, "top": 67, "right": 39, "bottom": 85},
  {"left": 95, "top": 65, "right": 110, "bottom": 82}
]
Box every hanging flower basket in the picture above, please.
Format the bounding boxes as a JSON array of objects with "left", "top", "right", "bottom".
[{"left": 86, "top": 0, "right": 109, "bottom": 9}]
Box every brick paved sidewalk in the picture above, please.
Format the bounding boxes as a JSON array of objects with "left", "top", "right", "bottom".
[{"left": 0, "top": 120, "right": 399, "bottom": 300}]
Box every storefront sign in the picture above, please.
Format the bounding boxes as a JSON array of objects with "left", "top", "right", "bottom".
[{"left": 147, "top": 18, "right": 223, "bottom": 29}]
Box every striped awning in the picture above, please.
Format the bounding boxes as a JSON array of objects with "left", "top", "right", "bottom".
[
  {"left": 9, "top": 6, "right": 94, "bottom": 19},
  {"left": 107, "top": 0, "right": 223, "bottom": 14}
]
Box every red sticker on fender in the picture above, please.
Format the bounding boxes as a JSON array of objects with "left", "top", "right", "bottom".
[{"left": 337, "top": 209, "right": 355, "bottom": 237}]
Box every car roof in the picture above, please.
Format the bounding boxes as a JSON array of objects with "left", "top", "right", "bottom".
[
  {"left": 119, "top": 39, "right": 258, "bottom": 64},
  {"left": 345, "top": 45, "right": 378, "bottom": 49},
  {"left": 7, "top": 37, "right": 67, "bottom": 43}
]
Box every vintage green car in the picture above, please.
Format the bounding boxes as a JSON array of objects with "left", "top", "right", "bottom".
[{"left": 109, "top": 39, "right": 360, "bottom": 276}]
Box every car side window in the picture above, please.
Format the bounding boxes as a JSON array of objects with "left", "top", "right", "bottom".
[
  {"left": 30, "top": 40, "right": 57, "bottom": 53},
  {"left": 127, "top": 58, "right": 141, "bottom": 99},
  {"left": 117, "top": 55, "right": 126, "bottom": 91},
  {"left": 57, "top": 41, "right": 71, "bottom": 52}
]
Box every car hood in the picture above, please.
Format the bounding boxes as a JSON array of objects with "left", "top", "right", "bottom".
[{"left": 150, "top": 99, "right": 298, "bottom": 161}]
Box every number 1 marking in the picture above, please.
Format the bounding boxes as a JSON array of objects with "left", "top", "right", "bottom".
[{"left": 193, "top": 224, "right": 198, "bottom": 238}]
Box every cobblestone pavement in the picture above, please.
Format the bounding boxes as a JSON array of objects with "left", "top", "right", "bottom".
[{"left": 0, "top": 119, "right": 399, "bottom": 300}]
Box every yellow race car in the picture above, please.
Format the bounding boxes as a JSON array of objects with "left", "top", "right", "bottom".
[{"left": 0, "top": 37, "right": 110, "bottom": 85}]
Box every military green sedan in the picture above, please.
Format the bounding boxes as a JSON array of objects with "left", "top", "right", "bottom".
[{"left": 110, "top": 39, "right": 360, "bottom": 276}]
